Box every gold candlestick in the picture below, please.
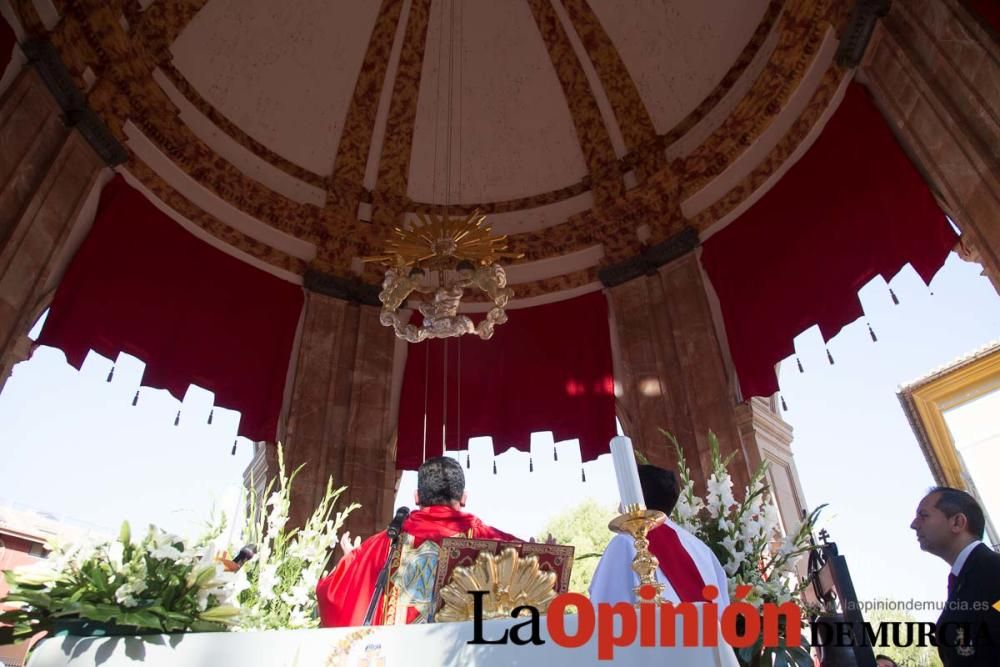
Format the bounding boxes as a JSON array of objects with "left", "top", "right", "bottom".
[{"left": 608, "top": 504, "right": 667, "bottom": 604}]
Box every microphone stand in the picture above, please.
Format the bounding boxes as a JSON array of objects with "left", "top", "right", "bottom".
[{"left": 362, "top": 508, "right": 409, "bottom": 626}]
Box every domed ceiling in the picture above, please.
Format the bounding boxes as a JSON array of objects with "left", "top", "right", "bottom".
[{"left": 12, "top": 0, "right": 854, "bottom": 305}]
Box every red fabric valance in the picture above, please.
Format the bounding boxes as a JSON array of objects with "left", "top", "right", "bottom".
[
  {"left": 1, "top": 13, "right": 15, "bottom": 75},
  {"left": 968, "top": 0, "right": 1000, "bottom": 33},
  {"left": 396, "top": 290, "right": 617, "bottom": 470},
  {"left": 701, "top": 83, "right": 957, "bottom": 399},
  {"left": 37, "top": 175, "right": 303, "bottom": 441}
]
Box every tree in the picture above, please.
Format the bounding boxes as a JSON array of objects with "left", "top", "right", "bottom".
[
  {"left": 863, "top": 601, "right": 943, "bottom": 667},
  {"left": 538, "top": 499, "right": 617, "bottom": 594}
]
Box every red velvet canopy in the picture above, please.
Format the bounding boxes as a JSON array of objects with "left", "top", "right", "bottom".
[
  {"left": 1, "top": 13, "right": 15, "bottom": 75},
  {"left": 37, "top": 176, "right": 303, "bottom": 441},
  {"left": 396, "top": 291, "right": 617, "bottom": 470},
  {"left": 701, "top": 83, "right": 957, "bottom": 399}
]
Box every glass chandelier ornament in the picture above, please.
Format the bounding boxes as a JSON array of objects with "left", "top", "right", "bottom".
[{"left": 364, "top": 211, "right": 522, "bottom": 343}]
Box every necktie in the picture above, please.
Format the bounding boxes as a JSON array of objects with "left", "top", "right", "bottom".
[{"left": 948, "top": 573, "right": 957, "bottom": 598}]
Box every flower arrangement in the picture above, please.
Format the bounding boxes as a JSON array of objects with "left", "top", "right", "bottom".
[
  {"left": 233, "top": 446, "right": 358, "bottom": 630},
  {"left": 0, "top": 445, "right": 358, "bottom": 642},
  {"left": 665, "top": 429, "right": 824, "bottom": 667},
  {"left": 0, "top": 519, "right": 241, "bottom": 643}
]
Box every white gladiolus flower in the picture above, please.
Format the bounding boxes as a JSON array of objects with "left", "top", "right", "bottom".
[
  {"left": 107, "top": 542, "right": 125, "bottom": 571},
  {"left": 288, "top": 606, "right": 310, "bottom": 628},
  {"left": 257, "top": 564, "right": 279, "bottom": 601}
]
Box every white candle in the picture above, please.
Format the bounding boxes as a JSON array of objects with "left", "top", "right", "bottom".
[{"left": 610, "top": 436, "right": 645, "bottom": 509}]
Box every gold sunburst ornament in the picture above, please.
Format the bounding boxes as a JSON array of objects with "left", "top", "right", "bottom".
[
  {"left": 363, "top": 211, "right": 523, "bottom": 343},
  {"left": 435, "top": 547, "right": 558, "bottom": 622}
]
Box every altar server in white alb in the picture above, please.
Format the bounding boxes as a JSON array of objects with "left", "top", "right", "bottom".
[{"left": 589, "top": 464, "right": 730, "bottom": 606}]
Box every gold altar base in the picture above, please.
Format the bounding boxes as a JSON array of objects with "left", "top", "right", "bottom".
[{"left": 608, "top": 505, "right": 667, "bottom": 605}]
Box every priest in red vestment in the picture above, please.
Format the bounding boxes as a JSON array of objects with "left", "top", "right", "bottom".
[{"left": 317, "top": 456, "right": 520, "bottom": 627}]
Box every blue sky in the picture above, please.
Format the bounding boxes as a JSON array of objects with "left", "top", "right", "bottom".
[{"left": 0, "top": 252, "right": 996, "bottom": 622}]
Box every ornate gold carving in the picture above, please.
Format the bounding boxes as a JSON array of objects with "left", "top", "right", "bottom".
[
  {"left": 526, "top": 0, "right": 624, "bottom": 209},
  {"left": 330, "top": 0, "right": 407, "bottom": 215},
  {"left": 691, "top": 65, "right": 846, "bottom": 230},
  {"left": 15, "top": 0, "right": 849, "bottom": 301},
  {"left": 682, "top": 0, "right": 837, "bottom": 197},
  {"left": 559, "top": 0, "right": 662, "bottom": 181},
  {"left": 157, "top": 62, "right": 326, "bottom": 189},
  {"left": 126, "top": 156, "right": 307, "bottom": 275},
  {"left": 436, "top": 547, "right": 558, "bottom": 622},
  {"left": 371, "top": 0, "right": 432, "bottom": 229}
]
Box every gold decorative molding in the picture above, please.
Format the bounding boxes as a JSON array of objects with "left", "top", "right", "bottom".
[
  {"left": 157, "top": 63, "right": 327, "bottom": 189},
  {"left": 898, "top": 346, "right": 1000, "bottom": 489},
  {"left": 329, "top": 0, "right": 407, "bottom": 216},
  {"left": 690, "top": 65, "right": 846, "bottom": 229},
  {"left": 559, "top": 0, "right": 662, "bottom": 181},
  {"left": 681, "top": 0, "right": 839, "bottom": 198},
  {"left": 125, "top": 156, "right": 307, "bottom": 276},
  {"left": 371, "top": 0, "right": 432, "bottom": 230},
  {"left": 10, "top": 0, "right": 850, "bottom": 300},
  {"left": 526, "top": 0, "right": 624, "bottom": 210}
]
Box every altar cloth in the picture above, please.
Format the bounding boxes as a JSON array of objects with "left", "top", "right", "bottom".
[{"left": 27, "top": 608, "right": 739, "bottom": 666}]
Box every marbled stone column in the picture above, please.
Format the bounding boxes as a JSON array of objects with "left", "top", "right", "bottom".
[
  {"left": 281, "top": 292, "right": 399, "bottom": 541},
  {"left": 608, "top": 251, "right": 752, "bottom": 497},
  {"left": 735, "top": 396, "right": 809, "bottom": 534},
  {"left": 860, "top": 0, "right": 1000, "bottom": 291},
  {"left": 0, "top": 68, "right": 104, "bottom": 390}
]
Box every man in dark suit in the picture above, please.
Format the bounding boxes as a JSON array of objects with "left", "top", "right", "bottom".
[{"left": 910, "top": 486, "right": 1000, "bottom": 665}]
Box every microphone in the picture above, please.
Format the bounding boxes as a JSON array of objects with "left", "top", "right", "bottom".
[
  {"left": 232, "top": 543, "right": 257, "bottom": 567},
  {"left": 387, "top": 507, "right": 410, "bottom": 541}
]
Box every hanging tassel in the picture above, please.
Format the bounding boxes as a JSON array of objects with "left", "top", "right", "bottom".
[
  {"left": 826, "top": 348, "right": 835, "bottom": 365},
  {"left": 529, "top": 457, "right": 534, "bottom": 473},
  {"left": 231, "top": 439, "right": 237, "bottom": 456},
  {"left": 207, "top": 409, "right": 214, "bottom": 425},
  {"left": 553, "top": 446, "right": 558, "bottom": 461},
  {"left": 781, "top": 395, "right": 788, "bottom": 411},
  {"left": 581, "top": 467, "right": 587, "bottom": 483},
  {"left": 796, "top": 357, "right": 804, "bottom": 373},
  {"left": 174, "top": 410, "right": 181, "bottom": 426},
  {"left": 106, "top": 366, "right": 115, "bottom": 382},
  {"left": 466, "top": 453, "right": 470, "bottom": 469},
  {"left": 132, "top": 390, "right": 139, "bottom": 406},
  {"left": 492, "top": 460, "right": 497, "bottom": 475},
  {"left": 890, "top": 288, "right": 900, "bottom": 305},
  {"left": 868, "top": 323, "right": 878, "bottom": 342}
]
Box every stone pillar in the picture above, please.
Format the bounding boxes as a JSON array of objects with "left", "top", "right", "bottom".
[
  {"left": 859, "top": 0, "right": 1000, "bottom": 291},
  {"left": 607, "top": 251, "right": 752, "bottom": 496},
  {"left": 735, "top": 396, "right": 809, "bottom": 534},
  {"left": 0, "top": 68, "right": 105, "bottom": 390},
  {"left": 281, "top": 291, "right": 399, "bottom": 541}
]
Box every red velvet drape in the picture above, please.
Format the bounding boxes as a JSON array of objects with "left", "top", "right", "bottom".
[
  {"left": 1, "top": 13, "right": 15, "bottom": 75},
  {"left": 968, "top": 0, "right": 1000, "bottom": 33},
  {"left": 396, "top": 290, "right": 617, "bottom": 470},
  {"left": 37, "top": 176, "right": 304, "bottom": 442},
  {"left": 701, "top": 83, "right": 957, "bottom": 399}
]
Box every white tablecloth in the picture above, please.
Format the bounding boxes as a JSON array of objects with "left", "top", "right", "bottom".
[{"left": 28, "top": 611, "right": 740, "bottom": 666}]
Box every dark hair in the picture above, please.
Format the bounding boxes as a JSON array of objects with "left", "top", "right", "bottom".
[
  {"left": 928, "top": 486, "right": 986, "bottom": 539},
  {"left": 638, "top": 465, "right": 680, "bottom": 515},
  {"left": 417, "top": 456, "right": 465, "bottom": 507},
  {"left": 874, "top": 655, "right": 898, "bottom": 667}
]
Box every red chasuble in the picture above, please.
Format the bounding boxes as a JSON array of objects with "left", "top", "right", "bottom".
[
  {"left": 647, "top": 523, "right": 708, "bottom": 603},
  {"left": 317, "top": 506, "right": 519, "bottom": 627}
]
